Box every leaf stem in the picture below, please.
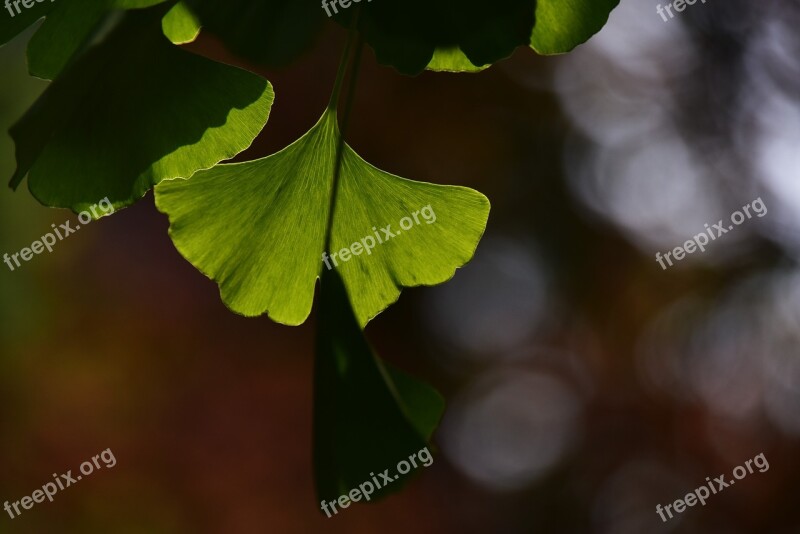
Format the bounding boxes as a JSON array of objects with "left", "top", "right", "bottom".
[
  {"left": 325, "top": 12, "right": 365, "bottom": 252},
  {"left": 327, "top": 11, "right": 361, "bottom": 111},
  {"left": 338, "top": 36, "right": 365, "bottom": 145}
]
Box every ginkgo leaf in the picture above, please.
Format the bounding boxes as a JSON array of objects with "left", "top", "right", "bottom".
[
  {"left": 0, "top": 0, "right": 167, "bottom": 74},
  {"left": 424, "top": 0, "right": 620, "bottom": 72},
  {"left": 184, "top": 0, "right": 325, "bottom": 68},
  {"left": 25, "top": 0, "right": 206, "bottom": 81},
  {"left": 314, "top": 268, "right": 443, "bottom": 504},
  {"left": 161, "top": 1, "right": 200, "bottom": 45},
  {"left": 427, "top": 47, "right": 489, "bottom": 73},
  {"left": 25, "top": 0, "right": 169, "bottom": 80},
  {"left": 9, "top": 8, "right": 273, "bottom": 214},
  {"left": 530, "top": 0, "right": 619, "bottom": 54},
  {"left": 155, "top": 107, "right": 490, "bottom": 327},
  {"left": 387, "top": 364, "right": 445, "bottom": 441},
  {"left": 337, "top": 0, "right": 536, "bottom": 76},
  {"left": 25, "top": 1, "right": 106, "bottom": 80}
]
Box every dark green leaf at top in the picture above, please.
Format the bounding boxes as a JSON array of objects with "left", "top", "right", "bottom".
[
  {"left": 185, "top": 0, "right": 326, "bottom": 68},
  {"left": 335, "top": 0, "right": 536, "bottom": 75},
  {"left": 9, "top": 8, "right": 274, "bottom": 213},
  {"left": 0, "top": 0, "right": 167, "bottom": 55},
  {"left": 25, "top": 0, "right": 108, "bottom": 80}
]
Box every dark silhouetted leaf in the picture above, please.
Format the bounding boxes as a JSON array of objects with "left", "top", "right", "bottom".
[
  {"left": 9, "top": 8, "right": 273, "bottom": 213},
  {"left": 185, "top": 0, "right": 325, "bottom": 68},
  {"left": 313, "top": 268, "right": 443, "bottom": 504},
  {"left": 337, "top": 0, "right": 536, "bottom": 75}
]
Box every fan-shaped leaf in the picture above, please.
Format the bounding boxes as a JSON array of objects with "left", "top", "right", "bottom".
[{"left": 155, "top": 108, "right": 490, "bottom": 327}]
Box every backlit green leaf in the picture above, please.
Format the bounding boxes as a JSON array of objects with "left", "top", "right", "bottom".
[
  {"left": 155, "top": 107, "right": 490, "bottom": 327},
  {"left": 161, "top": 1, "right": 200, "bottom": 45},
  {"left": 530, "top": 0, "right": 619, "bottom": 54},
  {"left": 427, "top": 47, "right": 488, "bottom": 73}
]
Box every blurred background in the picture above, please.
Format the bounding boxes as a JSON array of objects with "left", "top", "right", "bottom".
[{"left": 2, "top": 0, "right": 800, "bottom": 532}]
